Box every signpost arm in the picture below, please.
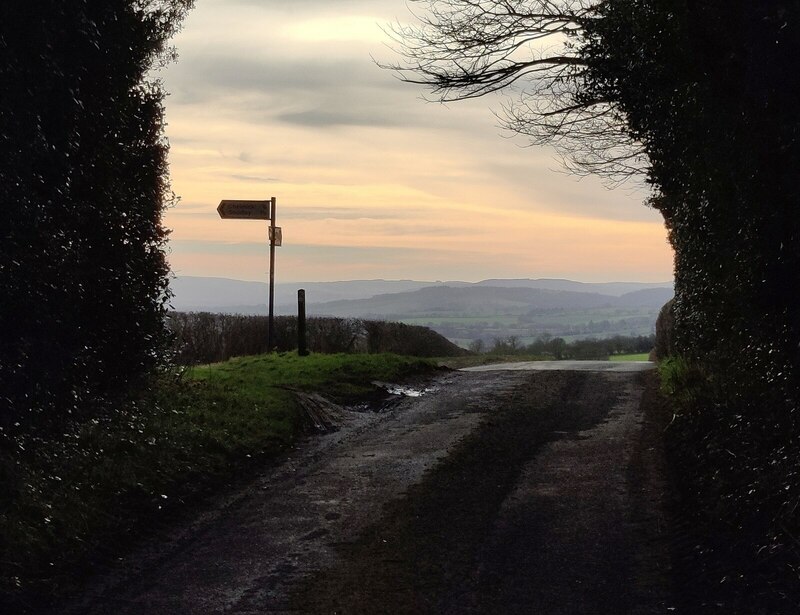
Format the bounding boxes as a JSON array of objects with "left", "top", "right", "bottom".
[{"left": 268, "top": 197, "right": 277, "bottom": 351}]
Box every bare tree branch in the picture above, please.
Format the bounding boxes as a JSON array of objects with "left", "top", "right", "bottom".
[{"left": 382, "top": 0, "right": 646, "bottom": 183}]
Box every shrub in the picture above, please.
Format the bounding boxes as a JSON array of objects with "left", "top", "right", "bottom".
[{"left": 167, "top": 313, "right": 466, "bottom": 364}]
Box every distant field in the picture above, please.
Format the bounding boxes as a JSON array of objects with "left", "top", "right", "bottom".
[
  {"left": 400, "top": 315, "right": 521, "bottom": 326},
  {"left": 611, "top": 353, "right": 651, "bottom": 361},
  {"left": 524, "top": 307, "right": 656, "bottom": 326},
  {"left": 401, "top": 306, "right": 658, "bottom": 347},
  {"left": 401, "top": 307, "right": 655, "bottom": 327}
]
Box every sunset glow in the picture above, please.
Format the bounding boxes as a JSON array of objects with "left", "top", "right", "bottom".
[{"left": 160, "top": 0, "right": 673, "bottom": 283}]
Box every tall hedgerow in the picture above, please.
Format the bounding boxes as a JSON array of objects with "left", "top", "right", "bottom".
[
  {"left": 0, "top": 0, "right": 194, "bottom": 434},
  {"left": 582, "top": 1, "right": 800, "bottom": 605}
]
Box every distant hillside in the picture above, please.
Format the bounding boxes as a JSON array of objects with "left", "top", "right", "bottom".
[
  {"left": 311, "top": 286, "right": 616, "bottom": 319},
  {"left": 168, "top": 277, "right": 453, "bottom": 313},
  {"left": 168, "top": 276, "right": 674, "bottom": 347},
  {"left": 310, "top": 285, "right": 674, "bottom": 319},
  {"left": 474, "top": 278, "right": 672, "bottom": 297},
  {"left": 169, "top": 276, "right": 671, "bottom": 314},
  {"left": 612, "top": 287, "right": 675, "bottom": 308}
]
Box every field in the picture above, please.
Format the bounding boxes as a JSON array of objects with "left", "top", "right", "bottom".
[
  {"left": 611, "top": 353, "right": 651, "bottom": 362},
  {"left": 401, "top": 307, "right": 659, "bottom": 348}
]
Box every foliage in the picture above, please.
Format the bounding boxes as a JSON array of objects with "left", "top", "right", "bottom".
[
  {"left": 0, "top": 352, "right": 436, "bottom": 605},
  {"left": 583, "top": 1, "right": 800, "bottom": 404},
  {"left": 0, "top": 1, "right": 194, "bottom": 437},
  {"left": 660, "top": 353, "right": 800, "bottom": 612},
  {"left": 657, "top": 355, "right": 706, "bottom": 403},
  {"left": 653, "top": 298, "right": 675, "bottom": 361},
  {"left": 167, "top": 312, "right": 467, "bottom": 364}
]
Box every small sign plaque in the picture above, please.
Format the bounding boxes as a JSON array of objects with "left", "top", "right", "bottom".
[{"left": 269, "top": 226, "right": 283, "bottom": 246}]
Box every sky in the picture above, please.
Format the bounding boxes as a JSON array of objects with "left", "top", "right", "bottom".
[{"left": 159, "top": 0, "right": 674, "bottom": 284}]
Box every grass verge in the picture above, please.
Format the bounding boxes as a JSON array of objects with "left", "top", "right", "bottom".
[
  {"left": 0, "top": 352, "right": 437, "bottom": 608},
  {"left": 610, "top": 353, "right": 651, "bottom": 361}
]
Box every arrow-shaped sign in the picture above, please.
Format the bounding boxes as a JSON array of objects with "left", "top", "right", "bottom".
[{"left": 217, "top": 200, "right": 272, "bottom": 220}]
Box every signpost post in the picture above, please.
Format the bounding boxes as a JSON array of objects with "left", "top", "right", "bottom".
[{"left": 217, "top": 197, "right": 280, "bottom": 350}]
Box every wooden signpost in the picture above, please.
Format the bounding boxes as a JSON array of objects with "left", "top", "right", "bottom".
[{"left": 217, "top": 196, "right": 280, "bottom": 350}]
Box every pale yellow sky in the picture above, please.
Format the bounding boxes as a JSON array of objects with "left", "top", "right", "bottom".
[{"left": 160, "top": 0, "right": 673, "bottom": 283}]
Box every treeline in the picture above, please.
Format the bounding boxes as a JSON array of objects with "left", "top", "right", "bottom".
[
  {"left": 168, "top": 312, "right": 467, "bottom": 365},
  {"left": 473, "top": 334, "right": 654, "bottom": 360}
]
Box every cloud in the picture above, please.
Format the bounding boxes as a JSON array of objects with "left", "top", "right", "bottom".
[
  {"left": 160, "top": 0, "right": 674, "bottom": 283},
  {"left": 169, "top": 56, "right": 367, "bottom": 100},
  {"left": 278, "top": 207, "right": 400, "bottom": 220},
  {"left": 276, "top": 108, "right": 400, "bottom": 128},
  {"left": 285, "top": 15, "right": 390, "bottom": 43},
  {"left": 231, "top": 174, "right": 281, "bottom": 182},
  {"left": 164, "top": 52, "right": 432, "bottom": 130}
]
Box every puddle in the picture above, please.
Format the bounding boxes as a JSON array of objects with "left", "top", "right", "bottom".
[
  {"left": 371, "top": 381, "right": 438, "bottom": 398},
  {"left": 347, "top": 382, "right": 438, "bottom": 414}
]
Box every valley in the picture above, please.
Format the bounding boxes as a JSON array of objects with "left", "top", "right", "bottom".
[{"left": 170, "top": 276, "right": 673, "bottom": 347}]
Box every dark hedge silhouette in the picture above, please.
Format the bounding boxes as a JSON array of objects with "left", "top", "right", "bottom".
[
  {"left": 653, "top": 299, "right": 675, "bottom": 362},
  {"left": 585, "top": 5, "right": 800, "bottom": 606},
  {"left": 0, "top": 1, "right": 193, "bottom": 434},
  {"left": 167, "top": 312, "right": 468, "bottom": 365}
]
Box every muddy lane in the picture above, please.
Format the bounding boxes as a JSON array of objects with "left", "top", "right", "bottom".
[
  {"left": 291, "top": 369, "right": 672, "bottom": 614},
  {"left": 66, "top": 368, "right": 671, "bottom": 614}
]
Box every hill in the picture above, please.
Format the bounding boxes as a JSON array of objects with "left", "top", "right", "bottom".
[
  {"left": 311, "top": 286, "right": 625, "bottom": 319},
  {"left": 473, "top": 278, "right": 673, "bottom": 297},
  {"left": 168, "top": 277, "right": 458, "bottom": 313},
  {"left": 169, "top": 276, "right": 674, "bottom": 348},
  {"left": 169, "top": 276, "right": 671, "bottom": 314}
]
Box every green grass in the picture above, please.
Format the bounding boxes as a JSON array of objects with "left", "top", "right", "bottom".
[
  {"left": 188, "top": 352, "right": 435, "bottom": 401},
  {"left": 0, "top": 352, "right": 436, "bottom": 602},
  {"left": 610, "top": 353, "right": 651, "bottom": 361}
]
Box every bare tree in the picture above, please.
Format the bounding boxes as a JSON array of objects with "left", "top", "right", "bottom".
[{"left": 384, "top": 0, "right": 647, "bottom": 183}]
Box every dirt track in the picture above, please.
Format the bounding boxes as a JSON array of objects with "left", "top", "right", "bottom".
[{"left": 64, "top": 365, "right": 673, "bottom": 614}]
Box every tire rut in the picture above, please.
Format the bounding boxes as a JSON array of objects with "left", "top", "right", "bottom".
[{"left": 289, "top": 371, "right": 632, "bottom": 614}]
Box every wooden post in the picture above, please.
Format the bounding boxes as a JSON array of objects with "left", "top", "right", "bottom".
[
  {"left": 268, "top": 196, "right": 276, "bottom": 351},
  {"left": 297, "top": 289, "right": 308, "bottom": 356}
]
